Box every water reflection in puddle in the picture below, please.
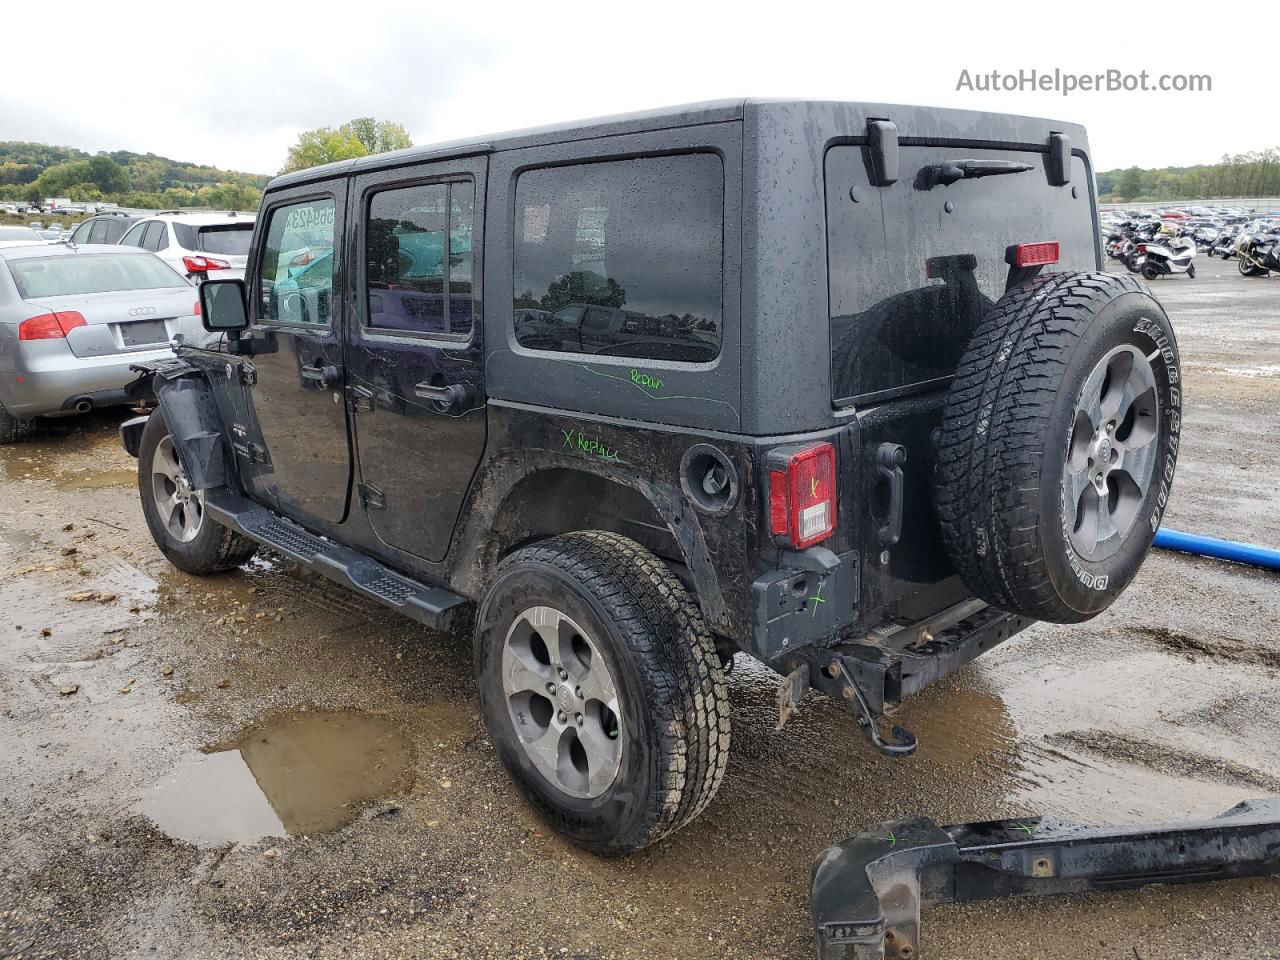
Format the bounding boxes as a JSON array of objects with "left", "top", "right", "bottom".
[{"left": 139, "top": 711, "right": 412, "bottom": 847}]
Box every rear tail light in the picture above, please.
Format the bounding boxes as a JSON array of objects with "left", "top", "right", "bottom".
[
  {"left": 18, "top": 310, "right": 87, "bottom": 340},
  {"left": 767, "top": 442, "right": 837, "bottom": 549},
  {"left": 193, "top": 299, "right": 201, "bottom": 317},
  {"left": 182, "top": 255, "right": 231, "bottom": 273},
  {"left": 1013, "top": 241, "right": 1059, "bottom": 267}
]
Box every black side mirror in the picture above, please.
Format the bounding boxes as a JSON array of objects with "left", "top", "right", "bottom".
[{"left": 199, "top": 278, "right": 249, "bottom": 333}]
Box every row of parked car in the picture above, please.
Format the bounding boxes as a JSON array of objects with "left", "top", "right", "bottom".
[
  {"left": 0, "top": 210, "right": 255, "bottom": 442},
  {"left": 2, "top": 210, "right": 255, "bottom": 280}
]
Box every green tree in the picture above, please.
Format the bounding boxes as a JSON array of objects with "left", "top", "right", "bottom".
[
  {"left": 1115, "top": 167, "right": 1145, "bottom": 201},
  {"left": 163, "top": 187, "right": 196, "bottom": 207},
  {"left": 87, "top": 155, "right": 129, "bottom": 193},
  {"left": 343, "top": 117, "right": 412, "bottom": 155},
  {"left": 205, "top": 182, "right": 261, "bottom": 211},
  {"left": 281, "top": 118, "right": 413, "bottom": 174},
  {"left": 67, "top": 183, "right": 105, "bottom": 202},
  {"left": 282, "top": 127, "right": 369, "bottom": 173},
  {"left": 31, "top": 160, "right": 94, "bottom": 196}
]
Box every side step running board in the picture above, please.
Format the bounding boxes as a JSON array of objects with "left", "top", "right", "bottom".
[
  {"left": 205, "top": 492, "right": 468, "bottom": 631},
  {"left": 810, "top": 797, "right": 1280, "bottom": 959}
]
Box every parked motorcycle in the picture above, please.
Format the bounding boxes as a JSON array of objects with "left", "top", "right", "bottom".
[
  {"left": 1138, "top": 233, "right": 1197, "bottom": 280},
  {"left": 1107, "top": 221, "right": 1160, "bottom": 273},
  {"left": 1209, "top": 224, "right": 1241, "bottom": 259},
  {"left": 1235, "top": 227, "right": 1280, "bottom": 277}
]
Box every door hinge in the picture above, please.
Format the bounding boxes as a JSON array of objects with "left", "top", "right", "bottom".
[
  {"left": 348, "top": 384, "right": 375, "bottom": 414},
  {"left": 358, "top": 482, "right": 385, "bottom": 509},
  {"left": 246, "top": 441, "right": 267, "bottom": 464},
  {"left": 239, "top": 362, "right": 257, "bottom": 386}
]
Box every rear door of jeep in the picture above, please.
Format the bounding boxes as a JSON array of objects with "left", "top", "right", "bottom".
[{"left": 824, "top": 135, "right": 1098, "bottom": 621}]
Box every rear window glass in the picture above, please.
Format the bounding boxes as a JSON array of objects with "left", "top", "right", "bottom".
[
  {"left": 8, "top": 253, "right": 187, "bottom": 298},
  {"left": 826, "top": 145, "right": 1096, "bottom": 404},
  {"left": 0, "top": 226, "right": 41, "bottom": 242},
  {"left": 199, "top": 224, "right": 253, "bottom": 256},
  {"left": 513, "top": 154, "right": 723, "bottom": 362}
]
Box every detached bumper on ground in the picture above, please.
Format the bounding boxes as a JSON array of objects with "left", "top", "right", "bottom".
[{"left": 810, "top": 797, "right": 1280, "bottom": 960}]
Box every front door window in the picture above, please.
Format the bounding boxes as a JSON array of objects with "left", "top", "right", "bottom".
[{"left": 259, "top": 198, "right": 337, "bottom": 326}]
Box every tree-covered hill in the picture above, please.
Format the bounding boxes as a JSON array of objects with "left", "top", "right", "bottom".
[
  {"left": 0, "top": 141, "right": 269, "bottom": 209},
  {"left": 1097, "top": 149, "right": 1280, "bottom": 203}
]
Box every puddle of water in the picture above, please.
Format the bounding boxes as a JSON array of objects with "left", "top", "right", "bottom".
[
  {"left": 0, "top": 522, "right": 36, "bottom": 554},
  {"left": 54, "top": 468, "right": 138, "bottom": 491},
  {"left": 138, "top": 711, "right": 413, "bottom": 846},
  {"left": 1224, "top": 364, "right": 1280, "bottom": 379}
]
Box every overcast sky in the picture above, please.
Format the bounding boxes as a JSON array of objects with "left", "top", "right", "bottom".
[{"left": 4, "top": 0, "right": 1276, "bottom": 176}]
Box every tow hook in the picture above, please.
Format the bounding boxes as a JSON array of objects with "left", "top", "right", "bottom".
[{"left": 828, "top": 658, "right": 917, "bottom": 757}]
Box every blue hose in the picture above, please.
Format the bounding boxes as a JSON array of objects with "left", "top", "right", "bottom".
[{"left": 1153, "top": 528, "right": 1280, "bottom": 571}]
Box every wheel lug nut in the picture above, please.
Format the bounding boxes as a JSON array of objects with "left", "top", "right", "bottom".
[
  {"left": 574, "top": 686, "right": 583, "bottom": 699},
  {"left": 557, "top": 668, "right": 568, "bottom": 680},
  {"left": 557, "top": 711, "right": 567, "bottom": 724},
  {"left": 574, "top": 712, "right": 584, "bottom": 726},
  {"left": 546, "top": 682, "right": 556, "bottom": 694}
]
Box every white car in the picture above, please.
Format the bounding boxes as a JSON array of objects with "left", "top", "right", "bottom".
[
  {"left": 118, "top": 211, "right": 255, "bottom": 282},
  {"left": 0, "top": 226, "right": 48, "bottom": 248}
]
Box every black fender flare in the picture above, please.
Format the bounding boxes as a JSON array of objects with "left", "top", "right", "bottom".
[
  {"left": 450, "top": 455, "right": 728, "bottom": 628},
  {"left": 125, "top": 358, "right": 231, "bottom": 492}
]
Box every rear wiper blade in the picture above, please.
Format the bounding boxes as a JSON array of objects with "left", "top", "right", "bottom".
[{"left": 918, "top": 159, "right": 1034, "bottom": 188}]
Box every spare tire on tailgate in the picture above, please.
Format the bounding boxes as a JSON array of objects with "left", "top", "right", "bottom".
[{"left": 935, "top": 272, "right": 1181, "bottom": 623}]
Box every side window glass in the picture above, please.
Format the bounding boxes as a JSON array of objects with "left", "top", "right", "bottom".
[
  {"left": 120, "top": 222, "right": 148, "bottom": 247},
  {"left": 72, "top": 222, "right": 93, "bottom": 244},
  {"left": 153, "top": 223, "right": 169, "bottom": 251},
  {"left": 87, "top": 220, "right": 110, "bottom": 244},
  {"left": 103, "top": 220, "right": 126, "bottom": 243},
  {"left": 141, "top": 222, "right": 163, "bottom": 251},
  {"left": 448, "top": 183, "right": 474, "bottom": 334},
  {"left": 513, "top": 154, "right": 724, "bottom": 362},
  {"left": 258, "top": 197, "right": 336, "bottom": 326},
  {"left": 365, "top": 180, "right": 474, "bottom": 336}
]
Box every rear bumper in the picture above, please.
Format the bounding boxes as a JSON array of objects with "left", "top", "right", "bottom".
[
  {"left": 808, "top": 603, "right": 1036, "bottom": 717},
  {"left": 0, "top": 344, "right": 176, "bottom": 417}
]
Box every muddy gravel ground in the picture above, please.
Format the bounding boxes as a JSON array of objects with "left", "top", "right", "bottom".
[{"left": 2, "top": 265, "right": 1279, "bottom": 960}]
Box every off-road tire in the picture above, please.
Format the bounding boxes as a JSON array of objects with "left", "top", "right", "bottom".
[
  {"left": 137, "top": 411, "right": 257, "bottom": 574},
  {"left": 0, "top": 399, "right": 35, "bottom": 444},
  {"left": 475, "top": 531, "right": 730, "bottom": 855},
  {"left": 936, "top": 272, "right": 1181, "bottom": 623}
]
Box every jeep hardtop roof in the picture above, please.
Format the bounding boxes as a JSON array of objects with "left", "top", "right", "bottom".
[{"left": 267, "top": 98, "right": 1090, "bottom": 191}]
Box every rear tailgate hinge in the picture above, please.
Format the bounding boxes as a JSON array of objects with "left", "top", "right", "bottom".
[
  {"left": 358, "top": 482, "right": 385, "bottom": 510},
  {"left": 866, "top": 119, "right": 899, "bottom": 186}
]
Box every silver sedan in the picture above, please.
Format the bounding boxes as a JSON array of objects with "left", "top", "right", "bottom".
[{"left": 0, "top": 243, "right": 208, "bottom": 442}]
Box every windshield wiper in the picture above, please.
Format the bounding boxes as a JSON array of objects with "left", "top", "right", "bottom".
[{"left": 917, "top": 159, "right": 1034, "bottom": 189}]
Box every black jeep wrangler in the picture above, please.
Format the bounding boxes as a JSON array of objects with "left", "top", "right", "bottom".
[{"left": 122, "top": 100, "right": 1180, "bottom": 855}]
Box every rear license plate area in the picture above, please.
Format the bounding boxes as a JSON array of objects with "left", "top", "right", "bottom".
[{"left": 119, "top": 320, "right": 168, "bottom": 346}]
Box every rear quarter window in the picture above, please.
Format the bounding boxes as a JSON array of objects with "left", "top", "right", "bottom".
[{"left": 512, "top": 153, "right": 724, "bottom": 363}]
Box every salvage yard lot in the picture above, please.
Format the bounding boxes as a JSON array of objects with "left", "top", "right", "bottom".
[{"left": 2, "top": 267, "right": 1279, "bottom": 960}]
